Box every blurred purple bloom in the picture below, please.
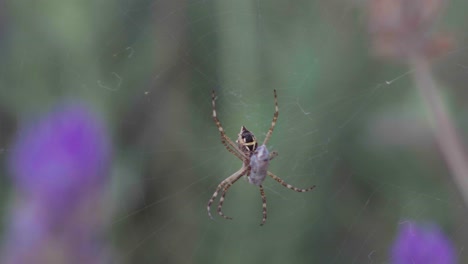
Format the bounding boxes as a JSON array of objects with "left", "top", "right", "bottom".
[
  {"left": 2, "top": 102, "right": 112, "bottom": 264},
  {"left": 391, "top": 221, "right": 457, "bottom": 264},
  {"left": 9, "top": 103, "right": 111, "bottom": 214}
]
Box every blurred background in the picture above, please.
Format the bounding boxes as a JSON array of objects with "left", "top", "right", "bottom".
[{"left": 0, "top": 0, "right": 467, "bottom": 263}]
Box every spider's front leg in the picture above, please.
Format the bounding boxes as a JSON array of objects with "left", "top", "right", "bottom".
[{"left": 211, "top": 90, "right": 247, "bottom": 161}]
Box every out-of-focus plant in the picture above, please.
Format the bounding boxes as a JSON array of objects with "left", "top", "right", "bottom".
[
  {"left": 391, "top": 221, "right": 457, "bottom": 264},
  {"left": 368, "top": 0, "right": 453, "bottom": 60},
  {"left": 368, "top": 3, "right": 461, "bottom": 262},
  {"left": 368, "top": 0, "right": 468, "bottom": 207},
  {"left": 1, "top": 103, "right": 112, "bottom": 264}
]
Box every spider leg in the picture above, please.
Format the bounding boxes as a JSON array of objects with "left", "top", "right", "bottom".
[
  {"left": 212, "top": 90, "right": 247, "bottom": 160},
  {"left": 262, "top": 89, "right": 279, "bottom": 146},
  {"left": 267, "top": 171, "right": 316, "bottom": 192},
  {"left": 207, "top": 167, "right": 247, "bottom": 220},
  {"left": 217, "top": 171, "right": 246, "bottom": 220},
  {"left": 269, "top": 150, "right": 278, "bottom": 160},
  {"left": 259, "top": 185, "right": 267, "bottom": 226}
]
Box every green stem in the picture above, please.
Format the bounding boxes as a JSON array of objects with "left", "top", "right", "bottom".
[{"left": 411, "top": 55, "right": 468, "bottom": 207}]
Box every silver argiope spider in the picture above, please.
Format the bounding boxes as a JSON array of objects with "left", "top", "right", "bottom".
[{"left": 207, "top": 89, "right": 316, "bottom": 226}]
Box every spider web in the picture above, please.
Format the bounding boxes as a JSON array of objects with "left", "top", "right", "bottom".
[
  {"left": 103, "top": 0, "right": 468, "bottom": 262},
  {"left": 2, "top": 0, "right": 468, "bottom": 263}
]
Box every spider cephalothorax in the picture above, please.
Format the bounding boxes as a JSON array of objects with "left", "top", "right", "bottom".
[
  {"left": 236, "top": 126, "right": 258, "bottom": 157},
  {"left": 207, "top": 89, "right": 316, "bottom": 225}
]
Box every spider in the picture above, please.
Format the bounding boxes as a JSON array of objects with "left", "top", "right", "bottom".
[{"left": 207, "top": 89, "right": 316, "bottom": 226}]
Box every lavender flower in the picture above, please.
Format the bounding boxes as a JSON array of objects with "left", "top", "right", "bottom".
[
  {"left": 9, "top": 103, "right": 111, "bottom": 215},
  {"left": 391, "top": 221, "right": 457, "bottom": 264},
  {"left": 2, "top": 102, "right": 112, "bottom": 264}
]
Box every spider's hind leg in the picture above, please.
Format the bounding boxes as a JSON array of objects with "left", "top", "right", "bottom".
[
  {"left": 259, "top": 185, "right": 267, "bottom": 226},
  {"left": 267, "top": 171, "right": 316, "bottom": 192},
  {"left": 207, "top": 182, "right": 227, "bottom": 220},
  {"left": 217, "top": 185, "right": 235, "bottom": 220},
  {"left": 207, "top": 168, "right": 247, "bottom": 221},
  {"left": 217, "top": 171, "right": 246, "bottom": 220}
]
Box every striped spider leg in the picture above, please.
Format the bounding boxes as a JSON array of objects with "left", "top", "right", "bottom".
[
  {"left": 208, "top": 89, "right": 315, "bottom": 225},
  {"left": 249, "top": 145, "right": 315, "bottom": 225},
  {"left": 206, "top": 166, "right": 248, "bottom": 220},
  {"left": 207, "top": 90, "right": 250, "bottom": 219},
  {"left": 211, "top": 90, "right": 247, "bottom": 161}
]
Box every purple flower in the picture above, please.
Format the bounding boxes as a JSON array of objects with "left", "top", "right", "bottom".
[
  {"left": 9, "top": 103, "right": 111, "bottom": 215},
  {"left": 391, "top": 221, "right": 457, "bottom": 264},
  {"left": 2, "top": 102, "right": 113, "bottom": 264}
]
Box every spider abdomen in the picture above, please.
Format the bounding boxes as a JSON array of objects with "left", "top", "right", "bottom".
[{"left": 248, "top": 145, "right": 270, "bottom": 186}]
